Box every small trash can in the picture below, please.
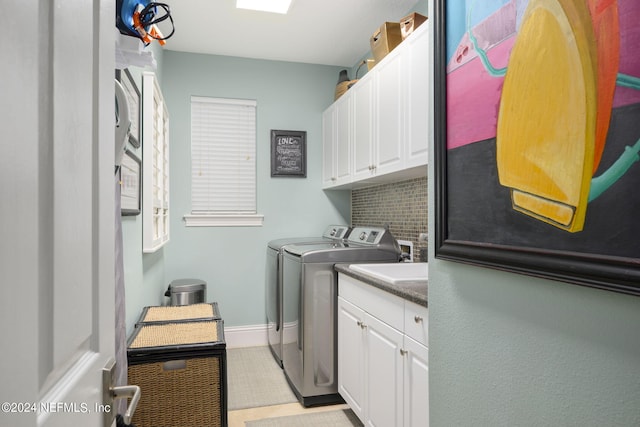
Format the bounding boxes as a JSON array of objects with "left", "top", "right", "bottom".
[{"left": 164, "top": 279, "right": 207, "bottom": 306}]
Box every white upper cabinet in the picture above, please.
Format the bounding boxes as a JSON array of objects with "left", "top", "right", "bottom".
[
  {"left": 375, "top": 47, "right": 405, "bottom": 176},
  {"left": 322, "top": 94, "right": 352, "bottom": 187},
  {"left": 404, "top": 23, "right": 430, "bottom": 168},
  {"left": 322, "top": 21, "right": 430, "bottom": 190},
  {"left": 335, "top": 95, "right": 352, "bottom": 184},
  {"left": 352, "top": 73, "right": 375, "bottom": 181},
  {"left": 142, "top": 72, "right": 170, "bottom": 253},
  {"left": 322, "top": 106, "right": 336, "bottom": 187}
]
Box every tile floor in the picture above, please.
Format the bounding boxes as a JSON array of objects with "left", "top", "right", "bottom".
[
  {"left": 228, "top": 402, "right": 351, "bottom": 426},
  {"left": 226, "top": 345, "right": 351, "bottom": 425}
]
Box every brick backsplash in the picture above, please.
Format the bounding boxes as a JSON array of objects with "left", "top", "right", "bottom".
[{"left": 351, "top": 176, "right": 427, "bottom": 261}]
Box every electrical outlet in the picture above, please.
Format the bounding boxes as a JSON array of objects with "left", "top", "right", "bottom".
[{"left": 397, "top": 240, "right": 413, "bottom": 262}]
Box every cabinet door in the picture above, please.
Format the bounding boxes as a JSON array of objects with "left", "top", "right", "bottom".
[
  {"left": 375, "top": 50, "right": 404, "bottom": 175},
  {"left": 405, "top": 301, "right": 428, "bottom": 347},
  {"left": 322, "top": 106, "right": 336, "bottom": 188},
  {"left": 366, "top": 312, "right": 404, "bottom": 427},
  {"left": 335, "top": 95, "right": 352, "bottom": 185},
  {"left": 352, "top": 74, "right": 375, "bottom": 181},
  {"left": 142, "top": 72, "right": 170, "bottom": 253},
  {"left": 403, "top": 336, "right": 429, "bottom": 427},
  {"left": 338, "top": 297, "right": 366, "bottom": 422},
  {"left": 405, "top": 24, "right": 430, "bottom": 168}
]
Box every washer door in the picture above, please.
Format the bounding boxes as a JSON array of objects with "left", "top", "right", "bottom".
[{"left": 282, "top": 254, "right": 303, "bottom": 390}]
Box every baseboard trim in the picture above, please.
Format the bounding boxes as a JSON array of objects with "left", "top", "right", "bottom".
[{"left": 224, "top": 324, "right": 268, "bottom": 349}]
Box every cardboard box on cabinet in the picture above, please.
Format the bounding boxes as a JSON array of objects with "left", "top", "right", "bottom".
[
  {"left": 400, "top": 12, "right": 427, "bottom": 39},
  {"left": 370, "top": 22, "right": 402, "bottom": 63}
]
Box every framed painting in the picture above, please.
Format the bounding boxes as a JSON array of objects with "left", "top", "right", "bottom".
[
  {"left": 116, "top": 68, "right": 141, "bottom": 148},
  {"left": 120, "top": 149, "right": 141, "bottom": 216},
  {"left": 434, "top": 0, "right": 640, "bottom": 295}
]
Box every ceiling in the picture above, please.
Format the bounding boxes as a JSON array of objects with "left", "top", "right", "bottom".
[{"left": 163, "top": 0, "right": 420, "bottom": 67}]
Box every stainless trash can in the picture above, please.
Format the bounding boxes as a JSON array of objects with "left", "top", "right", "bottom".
[{"left": 165, "top": 279, "right": 207, "bottom": 306}]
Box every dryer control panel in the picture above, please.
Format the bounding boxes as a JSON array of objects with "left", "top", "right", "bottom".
[
  {"left": 322, "top": 225, "right": 350, "bottom": 240},
  {"left": 348, "top": 227, "right": 389, "bottom": 245}
]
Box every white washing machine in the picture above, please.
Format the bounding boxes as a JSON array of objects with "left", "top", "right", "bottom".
[
  {"left": 281, "top": 227, "right": 401, "bottom": 406},
  {"left": 266, "top": 225, "right": 350, "bottom": 367}
]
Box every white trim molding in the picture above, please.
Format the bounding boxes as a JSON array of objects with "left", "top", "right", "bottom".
[
  {"left": 223, "top": 324, "right": 268, "bottom": 348},
  {"left": 183, "top": 213, "right": 264, "bottom": 227}
]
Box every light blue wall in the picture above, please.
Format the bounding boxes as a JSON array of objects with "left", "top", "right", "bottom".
[
  {"left": 427, "top": 255, "right": 640, "bottom": 426},
  {"left": 157, "top": 51, "right": 350, "bottom": 327}
]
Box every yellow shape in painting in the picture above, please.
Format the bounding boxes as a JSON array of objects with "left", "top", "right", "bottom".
[
  {"left": 512, "top": 190, "right": 575, "bottom": 227},
  {"left": 496, "top": 0, "right": 597, "bottom": 232}
]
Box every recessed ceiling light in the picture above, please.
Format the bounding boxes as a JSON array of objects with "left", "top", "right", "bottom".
[{"left": 236, "top": 0, "right": 293, "bottom": 14}]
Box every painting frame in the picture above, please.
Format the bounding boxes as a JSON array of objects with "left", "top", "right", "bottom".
[
  {"left": 270, "top": 129, "right": 307, "bottom": 178},
  {"left": 116, "top": 68, "right": 141, "bottom": 148},
  {"left": 433, "top": 0, "right": 640, "bottom": 296},
  {"left": 120, "top": 149, "right": 142, "bottom": 216}
]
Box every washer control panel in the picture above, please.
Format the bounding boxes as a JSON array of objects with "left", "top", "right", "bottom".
[{"left": 348, "top": 227, "right": 387, "bottom": 245}]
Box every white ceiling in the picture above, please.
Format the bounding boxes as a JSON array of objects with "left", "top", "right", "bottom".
[{"left": 163, "top": 0, "right": 420, "bottom": 67}]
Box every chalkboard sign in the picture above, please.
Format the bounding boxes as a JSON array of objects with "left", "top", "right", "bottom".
[{"left": 271, "top": 130, "right": 307, "bottom": 177}]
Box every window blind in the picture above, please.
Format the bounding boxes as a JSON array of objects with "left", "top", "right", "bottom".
[{"left": 191, "top": 96, "right": 257, "bottom": 214}]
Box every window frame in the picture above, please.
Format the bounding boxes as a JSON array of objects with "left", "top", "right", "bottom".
[{"left": 184, "top": 96, "right": 263, "bottom": 227}]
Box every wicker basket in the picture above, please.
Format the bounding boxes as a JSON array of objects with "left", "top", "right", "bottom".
[
  {"left": 335, "top": 79, "right": 358, "bottom": 100},
  {"left": 135, "top": 302, "right": 221, "bottom": 327},
  {"left": 127, "top": 320, "right": 227, "bottom": 427}
]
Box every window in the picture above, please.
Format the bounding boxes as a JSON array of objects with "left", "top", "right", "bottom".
[{"left": 184, "top": 96, "right": 263, "bottom": 226}]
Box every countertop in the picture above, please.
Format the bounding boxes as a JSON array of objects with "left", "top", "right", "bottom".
[{"left": 335, "top": 263, "right": 428, "bottom": 307}]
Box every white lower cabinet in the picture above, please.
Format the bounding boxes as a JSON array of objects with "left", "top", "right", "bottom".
[
  {"left": 338, "top": 274, "right": 428, "bottom": 427},
  {"left": 365, "top": 312, "right": 404, "bottom": 427},
  {"left": 403, "top": 336, "right": 429, "bottom": 427},
  {"left": 338, "top": 297, "right": 366, "bottom": 419}
]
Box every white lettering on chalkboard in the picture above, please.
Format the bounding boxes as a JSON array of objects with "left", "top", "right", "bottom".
[{"left": 278, "top": 137, "right": 298, "bottom": 145}]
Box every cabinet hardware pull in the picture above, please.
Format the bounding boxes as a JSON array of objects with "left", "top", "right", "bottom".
[
  {"left": 414, "top": 315, "right": 423, "bottom": 323},
  {"left": 356, "top": 320, "right": 367, "bottom": 329},
  {"left": 400, "top": 349, "right": 408, "bottom": 356}
]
